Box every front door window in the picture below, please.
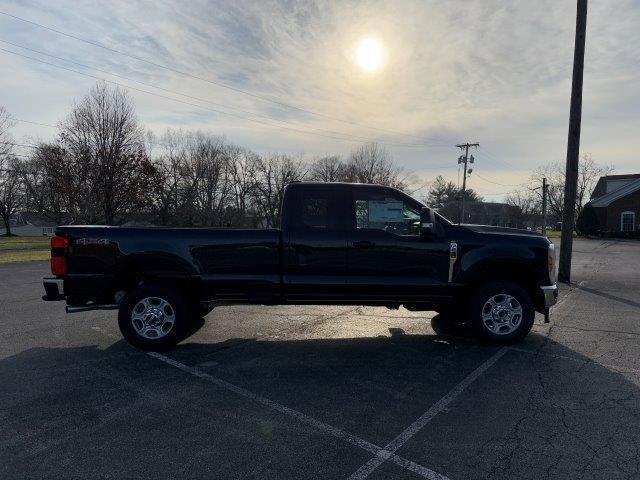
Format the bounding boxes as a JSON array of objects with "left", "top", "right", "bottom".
[{"left": 354, "top": 192, "right": 421, "bottom": 236}]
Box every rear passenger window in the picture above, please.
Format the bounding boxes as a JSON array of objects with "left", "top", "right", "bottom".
[{"left": 301, "top": 197, "right": 329, "bottom": 228}]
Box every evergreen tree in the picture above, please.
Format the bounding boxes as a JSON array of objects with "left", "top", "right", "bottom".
[{"left": 576, "top": 202, "right": 599, "bottom": 236}]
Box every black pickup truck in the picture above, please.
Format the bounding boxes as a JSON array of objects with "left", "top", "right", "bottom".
[{"left": 43, "top": 182, "right": 557, "bottom": 350}]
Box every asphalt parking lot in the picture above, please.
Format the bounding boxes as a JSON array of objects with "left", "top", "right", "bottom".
[{"left": 1, "top": 238, "right": 640, "bottom": 480}]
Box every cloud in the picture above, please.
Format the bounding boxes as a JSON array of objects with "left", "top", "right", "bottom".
[{"left": 1, "top": 0, "right": 639, "bottom": 199}]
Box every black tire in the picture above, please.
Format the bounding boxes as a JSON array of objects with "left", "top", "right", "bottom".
[
  {"left": 469, "top": 280, "right": 534, "bottom": 345},
  {"left": 436, "top": 304, "right": 465, "bottom": 323},
  {"left": 118, "top": 283, "right": 190, "bottom": 351}
]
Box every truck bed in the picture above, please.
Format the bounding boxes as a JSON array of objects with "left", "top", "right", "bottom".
[{"left": 56, "top": 225, "right": 282, "bottom": 303}]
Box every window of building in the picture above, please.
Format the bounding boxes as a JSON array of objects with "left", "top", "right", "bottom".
[
  {"left": 354, "top": 190, "right": 421, "bottom": 236},
  {"left": 621, "top": 211, "right": 635, "bottom": 232}
]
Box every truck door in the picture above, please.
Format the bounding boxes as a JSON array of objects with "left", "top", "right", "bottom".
[
  {"left": 283, "top": 185, "right": 349, "bottom": 301},
  {"left": 345, "top": 186, "right": 450, "bottom": 301}
]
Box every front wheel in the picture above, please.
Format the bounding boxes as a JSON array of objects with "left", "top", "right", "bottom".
[
  {"left": 118, "top": 283, "right": 189, "bottom": 351},
  {"left": 470, "top": 280, "right": 534, "bottom": 345}
]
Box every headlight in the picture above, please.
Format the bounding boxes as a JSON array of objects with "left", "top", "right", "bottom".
[{"left": 548, "top": 243, "right": 556, "bottom": 283}]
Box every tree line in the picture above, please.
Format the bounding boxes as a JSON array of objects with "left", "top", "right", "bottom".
[
  {"left": 1, "top": 82, "right": 612, "bottom": 235},
  {"left": 503, "top": 155, "right": 612, "bottom": 230},
  {"left": 422, "top": 157, "right": 611, "bottom": 230},
  {"left": 0, "top": 83, "right": 406, "bottom": 234}
]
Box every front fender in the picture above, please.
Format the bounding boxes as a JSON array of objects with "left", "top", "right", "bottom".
[{"left": 455, "top": 244, "right": 541, "bottom": 285}]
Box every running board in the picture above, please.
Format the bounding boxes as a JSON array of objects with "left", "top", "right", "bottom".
[{"left": 66, "top": 304, "right": 119, "bottom": 313}]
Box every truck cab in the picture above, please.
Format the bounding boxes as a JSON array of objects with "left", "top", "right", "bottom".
[{"left": 282, "top": 182, "right": 451, "bottom": 304}]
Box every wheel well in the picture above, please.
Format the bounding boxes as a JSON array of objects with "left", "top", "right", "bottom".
[
  {"left": 109, "top": 261, "right": 196, "bottom": 304},
  {"left": 465, "top": 263, "right": 538, "bottom": 303}
]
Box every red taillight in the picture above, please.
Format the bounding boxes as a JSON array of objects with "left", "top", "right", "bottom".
[
  {"left": 51, "top": 257, "right": 67, "bottom": 276},
  {"left": 51, "top": 236, "right": 68, "bottom": 249},
  {"left": 50, "top": 235, "right": 68, "bottom": 276}
]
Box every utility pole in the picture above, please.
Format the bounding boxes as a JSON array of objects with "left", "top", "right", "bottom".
[
  {"left": 558, "top": 0, "right": 588, "bottom": 284},
  {"left": 456, "top": 142, "right": 479, "bottom": 224},
  {"left": 542, "top": 177, "right": 548, "bottom": 236},
  {"left": 531, "top": 177, "right": 548, "bottom": 234}
]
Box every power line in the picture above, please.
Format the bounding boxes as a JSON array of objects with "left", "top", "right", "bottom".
[
  {"left": 0, "top": 48, "right": 402, "bottom": 147},
  {"left": 10, "top": 117, "right": 57, "bottom": 128},
  {"left": 473, "top": 172, "right": 523, "bottom": 187},
  {"left": 0, "top": 39, "right": 451, "bottom": 149},
  {"left": 1, "top": 47, "right": 454, "bottom": 151},
  {"left": 0, "top": 141, "right": 38, "bottom": 148},
  {"left": 474, "top": 150, "right": 517, "bottom": 171},
  {"left": 0, "top": 10, "right": 454, "bottom": 146}
]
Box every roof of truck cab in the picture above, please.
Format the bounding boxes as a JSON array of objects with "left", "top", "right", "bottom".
[
  {"left": 286, "top": 181, "right": 394, "bottom": 188},
  {"left": 285, "top": 181, "right": 426, "bottom": 204}
]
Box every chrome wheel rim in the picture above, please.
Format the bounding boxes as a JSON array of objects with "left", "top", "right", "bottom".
[
  {"left": 481, "top": 294, "right": 523, "bottom": 335},
  {"left": 131, "top": 296, "right": 175, "bottom": 339}
]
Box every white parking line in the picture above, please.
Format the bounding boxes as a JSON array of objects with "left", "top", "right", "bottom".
[
  {"left": 347, "top": 347, "right": 508, "bottom": 480},
  {"left": 146, "top": 351, "right": 450, "bottom": 480},
  {"left": 90, "top": 324, "right": 503, "bottom": 479}
]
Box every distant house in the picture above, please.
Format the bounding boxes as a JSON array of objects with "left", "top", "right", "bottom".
[
  {"left": 464, "top": 201, "right": 524, "bottom": 228},
  {"left": 590, "top": 174, "right": 640, "bottom": 233},
  {"left": 438, "top": 201, "right": 525, "bottom": 228},
  {"left": 0, "top": 211, "right": 71, "bottom": 236}
]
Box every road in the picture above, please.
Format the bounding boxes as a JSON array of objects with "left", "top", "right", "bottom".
[{"left": 1, "top": 238, "right": 639, "bottom": 479}]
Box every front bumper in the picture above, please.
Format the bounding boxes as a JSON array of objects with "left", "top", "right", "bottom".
[
  {"left": 540, "top": 284, "right": 558, "bottom": 308},
  {"left": 42, "top": 277, "right": 65, "bottom": 301}
]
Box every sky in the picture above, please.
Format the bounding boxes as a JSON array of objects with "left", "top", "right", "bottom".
[{"left": 0, "top": 0, "right": 639, "bottom": 201}]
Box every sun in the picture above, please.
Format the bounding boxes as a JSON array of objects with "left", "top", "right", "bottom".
[{"left": 356, "top": 37, "right": 383, "bottom": 72}]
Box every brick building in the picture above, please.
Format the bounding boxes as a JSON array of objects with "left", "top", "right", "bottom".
[{"left": 590, "top": 174, "right": 640, "bottom": 233}]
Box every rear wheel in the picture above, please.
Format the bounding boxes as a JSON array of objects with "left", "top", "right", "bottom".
[
  {"left": 470, "top": 280, "right": 534, "bottom": 344},
  {"left": 118, "top": 283, "right": 189, "bottom": 351}
]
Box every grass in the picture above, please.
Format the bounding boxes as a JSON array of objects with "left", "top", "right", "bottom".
[
  {"left": 0, "top": 235, "right": 50, "bottom": 264},
  {"left": 545, "top": 230, "right": 578, "bottom": 239}
]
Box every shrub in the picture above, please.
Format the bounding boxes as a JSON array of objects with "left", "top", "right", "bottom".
[{"left": 576, "top": 203, "right": 599, "bottom": 236}]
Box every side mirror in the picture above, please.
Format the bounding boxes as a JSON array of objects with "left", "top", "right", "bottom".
[{"left": 420, "top": 207, "right": 436, "bottom": 237}]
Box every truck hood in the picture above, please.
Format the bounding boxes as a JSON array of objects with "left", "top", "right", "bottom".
[
  {"left": 463, "top": 224, "right": 542, "bottom": 237},
  {"left": 451, "top": 224, "right": 549, "bottom": 245}
]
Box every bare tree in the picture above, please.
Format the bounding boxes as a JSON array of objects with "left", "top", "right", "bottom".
[
  {"left": 150, "top": 130, "right": 189, "bottom": 226},
  {"left": 505, "top": 189, "right": 541, "bottom": 228},
  {"left": 0, "top": 107, "right": 23, "bottom": 236},
  {"left": 253, "top": 154, "right": 306, "bottom": 227},
  {"left": 531, "top": 155, "right": 613, "bottom": 224},
  {"left": 59, "top": 82, "right": 153, "bottom": 224},
  {"left": 576, "top": 154, "right": 613, "bottom": 214},
  {"left": 188, "top": 133, "right": 233, "bottom": 227},
  {"left": 0, "top": 106, "right": 13, "bottom": 158},
  {"left": 309, "top": 155, "right": 346, "bottom": 182},
  {"left": 19, "top": 143, "right": 72, "bottom": 225},
  {"left": 0, "top": 158, "right": 23, "bottom": 236},
  {"left": 344, "top": 142, "right": 405, "bottom": 189},
  {"left": 228, "top": 146, "right": 259, "bottom": 226}
]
